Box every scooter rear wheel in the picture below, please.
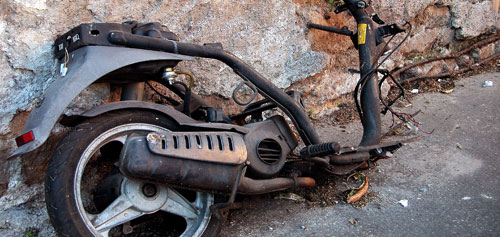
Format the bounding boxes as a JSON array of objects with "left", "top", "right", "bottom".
[{"left": 45, "top": 110, "right": 221, "bottom": 237}]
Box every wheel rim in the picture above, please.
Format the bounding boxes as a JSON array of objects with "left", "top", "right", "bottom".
[{"left": 73, "top": 123, "right": 214, "bottom": 237}]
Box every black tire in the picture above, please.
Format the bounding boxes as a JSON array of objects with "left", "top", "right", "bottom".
[{"left": 45, "top": 110, "right": 221, "bottom": 237}]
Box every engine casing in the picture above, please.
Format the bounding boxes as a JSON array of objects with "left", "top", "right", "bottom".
[{"left": 243, "top": 116, "right": 298, "bottom": 178}]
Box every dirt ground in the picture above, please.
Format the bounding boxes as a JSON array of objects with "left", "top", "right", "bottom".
[{"left": 220, "top": 72, "right": 500, "bottom": 236}]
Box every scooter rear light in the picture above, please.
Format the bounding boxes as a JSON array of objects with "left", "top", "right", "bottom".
[{"left": 15, "top": 131, "right": 35, "bottom": 147}]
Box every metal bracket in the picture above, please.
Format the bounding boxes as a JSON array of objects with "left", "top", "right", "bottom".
[
  {"left": 232, "top": 81, "right": 258, "bottom": 106},
  {"left": 377, "top": 24, "right": 405, "bottom": 39}
]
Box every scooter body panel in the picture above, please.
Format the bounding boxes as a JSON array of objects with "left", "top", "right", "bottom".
[
  {"left": 9, "top": 46, "right": 193, "bottom": 158},
  {"left": 64, "top": 100, "right": 251, "bottom": 134}
]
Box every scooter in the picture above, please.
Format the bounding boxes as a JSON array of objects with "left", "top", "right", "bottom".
[{"left": 9, "top": 1, "right": 415, "bottom": 236}]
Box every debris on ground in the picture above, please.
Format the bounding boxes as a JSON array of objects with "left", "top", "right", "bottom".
[
  {"left": 456, "top": 143, "right": 463, "bottom": 149},
  {"left": 296, "top": 175, "right": 345, "bottom": 207},
  {"left": 482, "top": 80, "right": 493, "bottom": 87},
  {"left": 462, "top": 196, "right": 472, "bottom": 200},
  {"left": 440, "top": 89, "right": 454, "bottom": 94},
  {"left": 385, "top": 121, "right": 419, "bottom": 136},
  {"left": 411, "top": 89, "right": 419, "bottom": 94},
  {"left": 404, "top": 122, "right": 419, "bottom": 135},
  {"left": 347, "top": 176, "right": 369, "bottom": 204},
  {"left": 349, "top": 218, "right": 358, "bottom": 225},
  {"left": 398, "top": 200, "right": 409, "bottom": 207},
  {"left": 275, "top": 193, "right": 306, "bottom": 202},
  {"left": 419, "top": 188, "right": 428, "bottom": 193},
  {"left": 480, "top": 194, "right": 493, "bottom": 199},
  {"left": 351, "top": 192, "right": 380, "bottom": 209}
]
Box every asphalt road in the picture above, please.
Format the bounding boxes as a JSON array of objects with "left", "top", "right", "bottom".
[{"left": 221, "top": 72, "right": 500, "bottom": 237}]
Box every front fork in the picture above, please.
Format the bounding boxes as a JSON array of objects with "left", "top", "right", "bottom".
[
  {"left": 297, "top": 1, "right": 389, "bottom": 171},
  {"left": 309, "top": 1, "right": 383, "bottom": 148},
  {"left": 351, "top": 6, "right": 382, "bottom": 147}
]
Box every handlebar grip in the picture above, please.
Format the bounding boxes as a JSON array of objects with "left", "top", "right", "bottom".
[{"left": 300, "top": 142, "right": 341, "bottom": 159}]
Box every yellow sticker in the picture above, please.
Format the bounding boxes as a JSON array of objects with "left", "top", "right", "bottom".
[{"left": 358, "top": 24, "right": 367, "bottom": 45}]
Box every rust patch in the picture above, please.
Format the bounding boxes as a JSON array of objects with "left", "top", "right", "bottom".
[
  {"left": 307, "top": 11, "right": 354, "bottom": 54},
  {"left": 106, "top": 84, "right": 123, "bottom": 103},
  {"left": 202, "top": 94, "right": 250, "bottom": 116},
  {"left": 8, "top": 111, "right": 31, "bottom": 135},
  {"left": 288, "top": 4, "right": 359, "bottom": 112}
]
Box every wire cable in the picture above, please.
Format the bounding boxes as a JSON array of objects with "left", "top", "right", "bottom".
[
  {"left": 353, "top": 22, "right": 412, "bottom": 119},
  {"left": 176, "top": 71, "right": 195, "bottom": 90}
]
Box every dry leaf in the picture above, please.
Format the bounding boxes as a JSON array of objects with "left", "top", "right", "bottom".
[
  {"left": 440, "top": 89, "right": 454, "bottom": 94},
  {"left": 347, "top": 177, "right": 369, "bottom": 204}
]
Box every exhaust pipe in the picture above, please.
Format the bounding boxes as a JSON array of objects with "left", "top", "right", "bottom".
[
  {"left": 237, "top": 177, "right": 315, "bottom": 195},
  {"left": 120, "top": 132, "right": 316, "bottom": 195}
]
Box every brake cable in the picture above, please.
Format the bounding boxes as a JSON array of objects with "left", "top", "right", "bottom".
[
  {"left": 352, "top": 22, "right": 433, "bottom": 135},
  {"left": 353, "top": 22, "right": 412, "bottom": 120}
]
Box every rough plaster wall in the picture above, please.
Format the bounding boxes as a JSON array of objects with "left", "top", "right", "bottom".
[
  {"left": 0, "top": 0, "right": 326, "bottom": 201},
  {"left": 292, "top": 0, "right": 499, "bottom": 115},
  {"left": 0, "top": 0, "right": 324, "bottom": 147},
  {"left": 0, "top": 0, "right": 498, "bottom": 235}
]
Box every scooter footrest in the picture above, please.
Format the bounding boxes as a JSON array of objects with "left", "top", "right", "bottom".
[
  {"left": 300, "top": 142, "right": 341, "bottom": 159},
  {"left": 339, "top": 137, "right": 420, "bottom": 154},
  {"left": 328, "top": 137, "right": 420, "bottom": 165}
]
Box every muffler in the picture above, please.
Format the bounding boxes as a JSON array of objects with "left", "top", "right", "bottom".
[
  {"left": 119, "top": 130, "right": 316, "bottom": 195},
  {"left": 119, "top": 131, "right": 247, "bottom": 193}
]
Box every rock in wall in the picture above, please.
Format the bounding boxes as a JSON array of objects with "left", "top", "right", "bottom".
[{"left": 0, "top": 0, "right": 498, "bottom": 235}]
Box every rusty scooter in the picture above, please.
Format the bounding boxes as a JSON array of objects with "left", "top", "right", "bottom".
[{"left": 9, "top": 1, "right": 414, "bottom": 236}]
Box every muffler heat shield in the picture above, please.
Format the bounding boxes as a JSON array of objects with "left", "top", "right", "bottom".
[{"left": 119, "top": 131, "right": 247, "bottom": 193}]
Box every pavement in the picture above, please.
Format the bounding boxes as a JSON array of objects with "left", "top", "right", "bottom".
[{"left": 221, "top": 72, "right": 500, "bottom": 237}]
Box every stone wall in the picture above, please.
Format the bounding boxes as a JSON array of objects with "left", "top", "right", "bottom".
[{"left": 0, "top": 0, "right": 498, "bottom": 235}]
